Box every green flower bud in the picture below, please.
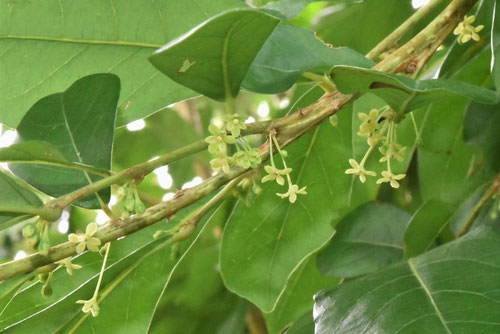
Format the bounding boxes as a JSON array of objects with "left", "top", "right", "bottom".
[
  {"left": 41, "top": 284, "right": 52, "bottom": 298},
  {"left": 22, "top": 224, "right": 36, "bottom": 239},
  {"left": 38, "top": 240, "right": 51, "bottom": 256}
]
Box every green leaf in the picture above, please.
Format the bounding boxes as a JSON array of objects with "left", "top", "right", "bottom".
[
  {"left": 439, "top": 0, "right": 494, "bottom": 79},
  {"left": 260, "top": 0, "right": 318, "bottom": 20},
  {"left": 317, "top": 202, "right": 411, "bottom": 278},
  {"left": 285, "top": 312, "right": 315, "bottom": 334},
  {"left": 0, "top": 170, "right": 42, "bottom": 229},
  {"left": 242, "top": 24, "right": 374, "bottom": 94},
  {"left": 330, "top": 66, "right": 500, "bottom": 113},
  {"left": 0, "top": 141, "right": 109, "bottom": 176},
  {"left": 463, "top": 102, "right": 500, "bottom": 172},
  {"left": 0, "top": 201, "right": 226, "bottom": 333},
  {"left": 314, "top": 225, "right": 500, "bottom": 334},
  {"left": 149, "top": 9, "right": 280, "bottom": 101},
  {"left": 220, "top": 86, "right": 377, "bottom": 312},
  {"left": 313, "top": 0, "right": 414, "bottom": 55},
  {"left": 9, "top": 74, "right": 120, "bottom": 209},
  {"left": 0, "top": 0, "right": 247, "bottom": 128},
  {"left": 403, "top": 198, "right": 456, "bottom": 258},
  {"left": 417, "top": 52, "right": 496, "bottom": 204},
  {"left": 264, "top": 255, "right": 339, "bottom": 334}
]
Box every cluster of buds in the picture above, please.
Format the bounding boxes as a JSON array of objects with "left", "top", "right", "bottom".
[
  {"left": 453, "top": 15, "right": 484, "bottom": 44},
  {"left": 262, "top": 132, "right": 306, "bottom": 203},
  {"left": 22, "top": 219, "right": 51, "bottom": 255},
  {"left": 206, "top": 113, "right": 261, "bottom": 174},
  {"left": 112, "top": 182, "right": 145, "bottom": 218},
  {"left": 346, "top": 107, "right": 407, "bottom": 189}
]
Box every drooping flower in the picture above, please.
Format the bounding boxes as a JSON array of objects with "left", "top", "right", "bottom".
[
  {"left": 357, "top": 109, "right": 380, "bottom": 137},
  {"left": 277, "top": 184, "right": 307, "bottom": 203},
  {"left": 376, "top": 171, "right": 406, "bottom": 188},
  {"left": 210, "top": 155, "right": 234, "bottom": 174},
  {"left": 68, "top": 223, "right": 101, "bottom": 254},
  {"left": 56, "top": 257, "right": 82, "bottom": 275},
  {"left": 454, "top": 15, "right": 484, "bottom": 44},
  {"left": 76, "top": 296, "right": 100, "bottom": 317},
  {"left": 345, "top": 159, "right": 376, "bottom": 183},
  {"left": 262, "top": 165, "right": 292, "bottom": 185}
]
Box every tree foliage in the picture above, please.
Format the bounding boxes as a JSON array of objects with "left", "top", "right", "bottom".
[{"left": 0, "top": 0, "right": 499, "bottom": 333}]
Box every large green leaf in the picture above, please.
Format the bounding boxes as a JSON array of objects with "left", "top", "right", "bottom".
[
  {"left": 330, "top": 66, "right": 500, "bottom": 113},
  {"left": 0, "top": 141, "right": 109, "bottom": 176},
  {"left": 264, "top": 255, "right": 339, "bottom": 334},
  {"left": 403, "top": 198, "right": 456, "bottom": 258},
  {"left": 242, "top": 24, "right": 374, "bottom": 94},
  {"left": 314, "top": 225, "right": 500, "bottom": 334},
  {"left": 149, "top": 9, "right": 280, "bottom": 101},
  {"left": 317, "top": 202, "right": 411, "bottom": 278},
  {"left": 0, "top": 170, "right": 42, "bottom": 229},
  {"left": 0, "top": 201, "right": 226, "bottom": 333},
  {"left": 9, "top": 74, "right": 120, "bottom": 209},
  {"left": 0, "top": 0, "right": 245, "bottom": 128},
  {"left": 313, "top": 0, "right": 414, "bottom": 55},
  {"left": 417, "top": 51, "right": 496, "bottom": 204},
  {"left": 220, "top": 87, "right": 374, "bottom": 312}
]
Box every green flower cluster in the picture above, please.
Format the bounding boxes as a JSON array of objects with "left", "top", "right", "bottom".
[
  {"left": 112, "top": 182, "right": 145, "bottom": 218},
  {"left": 346, "top": 108, "right": 407, "bottom": 189},
  {"left": 262, "top": 133, "right": 306, "bottom": 203},
  {"left": 206, "top": 114, "right": 261, "bottom": 174}
]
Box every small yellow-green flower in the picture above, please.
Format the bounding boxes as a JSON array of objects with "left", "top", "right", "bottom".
[
  {"left": 224, "top": 113, "right": 247, "bottom": 137},
  {"left": 56, "top": 257, "right": 82, "bottom": 276},
  {"left": 210, "top": 155, "right": 234, "bottom": 174},
  {"left": 345, "top": 159, "right": 376, "bottom": 183},
  {"left": 277, "top": 184, "right": 307, "bottom": 203},
  {"left": 453, "top": 15, "right": 484, "bottom": 44},
  {"left": 357, "top": 109, "right": 380, "bottom": 137},
  {"left": 68, "top": 223, "right": 101, "bottom": 254},
  {"left": 379, "top": 142, "right": 406, "bottom": 162},
  {"left": 262, "top": 165, "right": 292, "bottom": 185},
  {"left": 76, "top": 296, "right": 100, "bottom": 317},
  {"left": 205, "top": 124, "right": 236, "bottom": 155},
  {"left": 376, "top": 171, "right": 406, "bottom": 188}
]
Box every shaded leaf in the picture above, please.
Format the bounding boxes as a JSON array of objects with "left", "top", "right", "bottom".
[
  {"left": 285, "top": 312, "right": 315, "bottom": 334},
  {"left": 0, "top": 0, "right": 246, "bottom": 128},
  {"left": 317, "top": 202, "right": 411, "bottom": 278},
  {"left": 314, "top": 226, "right": 500, "bottom": 334},
  {"left": 9, "top": 74, "right": 119, "bottom": 209},
  {"left": 403, "top": 198, "right": 456, "bottom": 258},
  {"left": 313, "top": 0, "right": 414, "bottom": 55},
  {"left": 0, "top": 201, "right": 226, "bottom": 333},
  {"left": 417, "top": 52, "right": 496, "bottom": 204},
  {"left": 261, "top": 0, "right": 320, "bottom": 20},
  {"left": 150, "top": 9, "right": 280, "bottom": 101},
  {"left": 220, "top": 86, "right": 375, "bottom": 312},
  {"left": 463, "top": 101, "right": 500, "bottom": 171},
  {"left": 0, "top": 141, "right": 109, "bottom": 176},
  {"left": 0, "top": 170, "right": 42, "bottom": 229},
  {"left": 242, "top": 24, "right": 374, "bottom": 94},
  {"left": 264, "top": 254, "right": 339, "bottom": 334},
  {"left": 330, "top": 66, "right": 499, "bottom": 113}
]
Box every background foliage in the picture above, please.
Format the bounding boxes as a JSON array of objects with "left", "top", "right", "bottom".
[{"left": 0, "top": 0, "right": 499, "bottom": 333}]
